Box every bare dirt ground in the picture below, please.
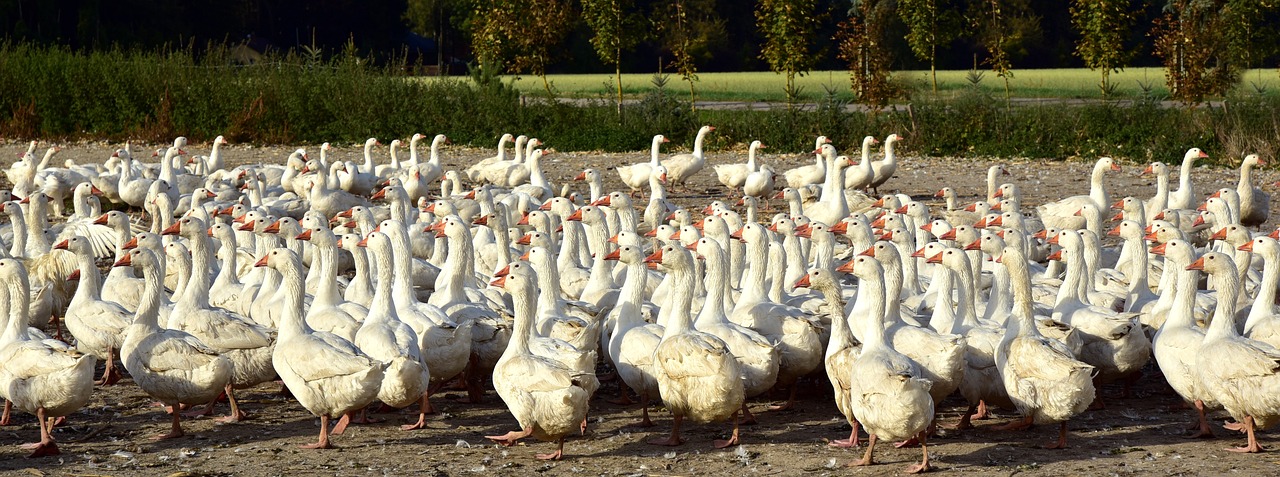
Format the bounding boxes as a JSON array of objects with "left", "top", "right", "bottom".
[{"left": 0, "top": 138, "right": 1276, "bottom": 476}]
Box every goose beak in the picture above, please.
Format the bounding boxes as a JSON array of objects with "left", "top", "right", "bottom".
[
  {"left": 1239, "top": 241, "right": 1256, "bottom": 252},
  {"left": 254, "top": 255, "right": 270, "bottom": 267},
  {"left": 1151, "top": 242, "right": 1167, "bottom": 255},
  {"left": 1187, "top": 257, "right": 1206, "bottom": 270},
  {"left": 93, "top": 214, "right": 110, "bottom": 225},
  {"left": 68, "top": 269, "right": 81, "bottom": 281},
  {"left": 603, "top": 249, "right": 621, "bottom": 260},
  {"left": 794, "top": 275, "right": 811, "bottom": 288},
  {"left": 296, "top": 229, "right": 313, "bottom": 241},
  {"left": 926, "top": 253, "right": 944, "bottom": 264},
  {"left": 53, "top": 240, "right": 69, "bottom": 250},
  {"left": 858, "top": 247, "right": 875, "bottom": 257},
  {"left": 643, "top": 249, "right": 664, "bottom": 264},
  {"left": 123, "top": 237, "right": 139, "bottom": 250},
  {"left": 263, "top": 221, "right": 281, "bottom": 234},
  {"left": 490, "top": 276, "right": 507, "bottom": 288},
  {"left": 1046, "top": 250, "right": 1063, "bottom": 261},
  {"left": 161, "top": 223, "right": 181, "bottom": 236},
  {"left": 964, "top": 240, "right": 982, "bottom": 251},
  {"left": 494, "top": 265, "right": 511, "bottom": 278},
  {"left": 113, "top": 255, "right": 133, "bottom": 267}
]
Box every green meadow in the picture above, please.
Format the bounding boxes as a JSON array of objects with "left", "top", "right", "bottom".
[{"left": 487, "top": 68, "right": 1280, "bottom": 102}]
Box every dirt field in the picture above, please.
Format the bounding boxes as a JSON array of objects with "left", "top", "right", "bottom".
[{"left": 0, "top": 138, "right": 1275, "bottom": 476}]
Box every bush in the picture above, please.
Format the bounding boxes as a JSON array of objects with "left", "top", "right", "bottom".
[{"left": 1, "top": 41, "right": 1276, "bottom": 164}]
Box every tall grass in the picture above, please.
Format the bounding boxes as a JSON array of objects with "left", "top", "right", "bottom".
[
  {"left": 502, "top": 68, "right": 1280, "bottom": 102},
  {"left": 0, "top": 43, "right": 1276, "bottom": 164}
]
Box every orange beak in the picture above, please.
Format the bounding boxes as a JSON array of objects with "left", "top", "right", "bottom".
[
  {"left": 566, "top": 209, "right": 584, "bottom": 221},
  {"left": 829, "top": 222, "right": 848, "bottom": 234},
  {"left": 859, "top": 247, "right": 875, "bottom": 257},
  {"left": 123, "top": 237, "right": 139, "bottom": 250},
  {"left": 911, "top": 247, "right": 927, "bottom": 258},
  {"left": 938, "top": 229, "right": 957, "bottom": 241},
  {"left": 238, "top": 221, "right": 256, "bottom": 231},
  {"left": 964, "top": 240, "right": 982, "bottom": 251},
  {"left": 296, "top": 229, "right": 314, "bottom": 241},
  {"left": 91, "top": 186, "right": 104, "bottom": 196},
  {"left": 473, "top": 215, "right": 490, "bottom": 226},
  {"left": 113, "top": 254, "right": 133, "bottom": 267},
  {"left": 933, "top": 189, "right": 946, "bottom": 198},
  {"left": 254, "top": 255, "right": 269, "bottom": 267},
  {"left": 1046, "top": 250, "right": 1063, "bottom": 261},
  {"left": 643, "top": 249, "right": 664, "bottom": 264},
  {"left": 371, "top": 189, "right": 388, "bottom": 200},
  {"left": 926, "top": 253, "right": 944, "bottom": 264},
  {"left": 516, "top": 214, "right": 530, "bottom": 226},
  {"left": 1186, "top": 256, "right": 1206, "bottom": 270},
  {"left": 1239, "top": 241, "right": 1255, "bottom": 252},
  {"left": 1150, "top": 242, "right": 1167, "bottom": 255},
  {"left": 516, "top": 233, "right": 534, "bottom": 245},
  {"left": 264, "top": 221, "right": 281, "bottom": 234},
  {"left": 53, "top": 240, "right": 69, "bottom": 250},
  {"left": 835, "top": 260, "right": 855, "bottom": 273},
  {"left": 1210, "top": 227, "right": 1228, "bottom": 241},
  {"left": 93, "top": 214, "right": 110, "bottom": 225},
  {"left": 591, "top": 196, "right": 612, "bottom": 207},
  {"left": 490, "top": 276, "right": 507, "bottom": 288},
  {"left": 603, "top": 249, "right": 621, "bottom": 260},
  {"left": 1107, "top": 226, "right": 1122, "bottom": 237},
  {"left": 574, "top": 171, "right": 587, "bottom": 181},
  {"left": 68, "top": 269, "right": 81, "bottom": 281},
  {"left": 794, "top": 274, "right": 811, "bottom": 288},
  {"left": 494, "top": 265, "right": 511, "bottom": 278},
  {"left": 161, "top": 222, "right": 181, "bottom": 236},
  {"left": 730, "top": 228, "right": 744, "bottom": 240}
]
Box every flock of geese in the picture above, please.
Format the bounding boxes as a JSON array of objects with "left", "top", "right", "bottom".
[{"left": 0, "top": 129, "right": 1277, "bottom": 472}]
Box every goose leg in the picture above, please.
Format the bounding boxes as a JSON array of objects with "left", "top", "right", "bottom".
[
  {"left": 535, "top": 438, "right": 565, "bottom": 460},
  {"left": 847, "top": 433, "right": 877, "bottom": 467},
  {"left": 973, "top": 400, "right": 989, "bottom": 420},
  {"left": 1044, "top": 421, "right": 1069, "bottom": 449},
  {"left": 22, "top": 407, "right": 59, "bottom": 457},
  {"left": 1186, "top": 400, "right": 1214, "bottom": 438},
  {"left": 607, "top": 381, "right": 635, "bottom": 405},
  {"left": 992, "top": 414, "right": 1033, "bottom": 431},
  {"left": 904, "top": 432, "right": 931, "bottom": 474},
  {"left": 2, "top": 400, "right": 12, "bottom": 426},
  {"left": 485, "top": 426, "right": 533, "bottom": 446},
  {"left": 647, "top": 414, "right": 685, "bottom": 446},
  {"left": 955, "top": 403, "right": 979, "bottom": 430},
  {"left": 713, "top": 411, "right": 740, "bottom": 448},
  {"left": 401, "top": 394, "right": 430, "bottom": 431},
  {"left": 1226, "top": 416, "right": 1264, "bottom": 453},
  {"left": 768, "top": 386, "right": 799, "bottom": 411},
  {"left": 739, "top": 403, "right": 758, "bottom": 425},
  {"left": 636, "top": 392, "right": 655, "bottom": 428},
  {"left": 97, "top": 348, "right": 122, "bottom": 386},
  {"left": 217, "top": 385, "right": 249, "bottom": 423},
  {"left": 829, "top": 420, "right": 861, "bottom": 448},
  {"left": 155, "top": 408, "right": 185, "bottom": 440},
  {"left": 300, "top": 415, "right": 334, "bottom": 449}
]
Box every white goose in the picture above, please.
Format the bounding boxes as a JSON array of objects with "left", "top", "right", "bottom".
[
  {"left": 645, "top": 244, "right": 746, "bottom": 448},
  {"left": 116, "top": 248, "right": 233, "bottom": 440},
  {"left": 55, "top": 236, "right": 130, "bottom": 385},
  {"left": 841, "top": 255, "right": 934, "bottom": 473},
  {"left": 1191, "top": 251, "right": 1280, "bottom": 453},
  {"left": 355, "top": 232, "right": 432, "bottom": 431},
  {"left": 0, "top": 259, "right": 96, "bottom": 457},
  {"left": 618, "top": 134, "right": 669, "bottom": 194},
  {"left": 661, "top": 125, "right": 715, "bottom": 188},
  {"left": 1150, "top": 239, "right": 1220, "bottom": 438},
  {"left": 484, "top": 267, "right": 592, "bottom": 460},
  {"left": 714, "top": 140, "right": 765, "bottom": 190},
  {"left": 260, "top": 248, "right": 385, "bottom": 449},
  {"left": 1036, "top": 157, "right": 1120, "bottom": 231},
  {"left": 603, "top": 244, "right": 663, "bottom": 426}
]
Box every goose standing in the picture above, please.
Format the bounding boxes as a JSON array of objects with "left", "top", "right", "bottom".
[
  {"left": 1150, "top": 239, "right": 1220, "bottom": 438},
  {"left": 55, "top": 237, "right": 130, "bottom": 385},
  {"left": 995, "top": 243, "right": 1095, "bottom": 449},
  {"left": 798, "top": 267, "right": 863, "bottom": 448},
  {"left": 714, "top": 140, "right": 765, "bottom": 190},
  {"left": 1168, "top": 148, "right": 1209, "bottom": 210},
  {"left": 661, "top": 125, "right": 715, "bottom": 189},
  {"left": 841, "top": 255, "right": 934, "bottom": 473},
  {"left": 646, "top": 244, "right": 746, "bottom": 448},
  {"left": 116, "top": 248, "right": 233, "bottom": 440},
  {"left": 603, "top": 244, "right": 663, "bottom": 426},
  {"left": 618, "top": 135, "right": 668, "bottom": 194},
  {"left": 0, "top": 259, "right": 96, "bottom": 457},
  {"left": 260, "top": 248, "right": 386, "bottom": 449},
  {"left": 1192, "top": 251, "right": 1280, "bottom": 453},
  {"left": 485, "top": 267, "right": 592, "bottom": 460},
  {"left": 867, "top": 133, "right": 901, "bottom": 195}
]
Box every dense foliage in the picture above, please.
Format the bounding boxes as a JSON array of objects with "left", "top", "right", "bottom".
[{"left": 2, "top": 43, "right": 1275, "bottom": 163}]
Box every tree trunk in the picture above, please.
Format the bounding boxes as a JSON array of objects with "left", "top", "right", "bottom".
[{"left": 615, "top": 48, "right": 623, "bottom": 116}]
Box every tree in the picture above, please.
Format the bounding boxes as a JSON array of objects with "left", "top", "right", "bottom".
[
  {"left": 655, "top": 0, "right": 726, "bottom": 109},
  {"left": 755, "top": 0, "right": 819, "bottom": 108},
  {"left": 1150, "top": 0, "right": 1268, "bottom": 102},
  {"left": 1069, "top": 0, "right": 1136, "bottom": 97},
  {"left": 898, "top": 0, "right": 961, "bottom": 93},
  {"left": 836, "top": 0, "right": 896, "bottom": 107},
  {"left": 968, "top": 0, "right": 1041, "bottom": 100},
  {"left": 470, "top": 0, "right": 574, "bottom": 95},
  {"left": 404, "top": 0, "right": 474, "bottom": 74},
  {"left": 581, "top": 0, "right": 646, "bottom": 114}
]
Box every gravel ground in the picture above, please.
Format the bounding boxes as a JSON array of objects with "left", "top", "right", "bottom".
[{"left": 0, "top": 138, "right": 1276, "bottom": 476}]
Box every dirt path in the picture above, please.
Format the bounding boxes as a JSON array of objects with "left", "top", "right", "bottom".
[{"left": 0, "top": 140, "right": 1275, "bottom": 476}]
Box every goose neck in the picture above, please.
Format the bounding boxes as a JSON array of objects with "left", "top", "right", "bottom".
[
  {"left": 277, "top": 257, "right": 310, "bottom": 339},
  {"left": 662, "top": 261, "right": 697, "bottom": 336},
  {"left": 696, "top": 247, "right": 728, "bottom": 326},
  {"left": 1205, "top": 268, "right": 1243, "bottom": 341}
]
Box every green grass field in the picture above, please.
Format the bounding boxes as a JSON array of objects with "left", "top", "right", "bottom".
[{"left": 487, "top": 68, "right": 1280, "bottom": 102}]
